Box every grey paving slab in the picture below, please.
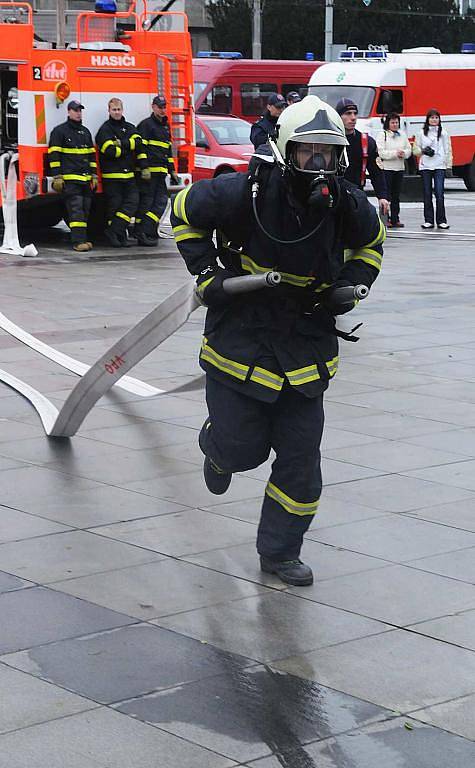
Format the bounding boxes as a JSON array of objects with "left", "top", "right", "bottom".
[
  {"left": 4, "top": 623, "right": 253, "bottom": 704},
  {"left": 200, "top": 496, "right": 263, "bottom": 524},
  {"left": 321, "top": 426, "right": 384, "bottom": 451},
  {"left": 324, "top": 474, "right": 475, "bottom": 512},
  {"left": 406, "top": 379, "right": 475, "bottom": 405},
  {"left": 405, "top": 497, "right": 475, "bottom": 532},
  {"left": 0, "top": 418, "right": 44, "bottom": 442},
  {"left": 51, "top": 558, "right": 268, "bottom": 620},
  {"left": 93, "top": 508, "right": 258, "bottom": 557},
  {"left": 0, "top": 706, "right": 235, "bottom": 768},
  {"left": 0, "top": 433, "right": 129, "bottom": 466},
  {"left": 0, "top": 506, "right": 70, "bottom": 543},
  {"left": 315, "top": 494, "right": 390, "bottom": 528},
  {"left": 244, "top": 717, "right": 475, "bottom": 768},
  {"left": 155, "top": 592, "right": 389, "bottom": 663},
  {"left": 408, "top": 610, "right": 475, "bottom": 652},
  {"left": 408, "top": 547, "right": 475, "bottom": 584},
  {"left": 273, "top": 629, "right": 475, "bottom": 712},
  {"left": 187, "top": 540, "right": 388, "bottom": 589},
  {"left": 115, "top": 665, "right": 390, "bottom": 764},
  {"left": 321, "top": 457, "right": 384, "bottom": 485},
  {"left": 0, "top": 586, "right": 134, "bottom": 654},
  {"left": 82, "top": 420, "right": 198, "bottom": 450},
  {"left": 413, "top": 694, "right": 475, "bottom": 741},
  {"left": 406, "top": 459, "right": 475, "bottom": 491},
  {"left": 0, "top": 664, "right": 97, "bottom": 735},
  {"left": 308, "top": 514, "right": 475, "bottom": 562},
  {"left": 0, "top": 455, "right": 27, "bottom": 470},
  {"left": 404, "top": 427, "right": 475, "bottom": 458},
  {"left": 104, "top": 393, "right": 206, "bottom": 421},
  {"left": 310, "top": 564, "right": 475, "bottom": 625},
  {"left": 0, "top": 465, "right": 98, "bottom": 511},
  {"left": 123, "top": 470, "right": 266, "bottom": 507},
  {"left": 0, "top": 530, "right": 163, "bottom": 583},
  {"left": 0, "top": 570, "right": 31, "bottom": 593},
  {"left": 324, "top": 440, "right": 464, "bottom": 473}
]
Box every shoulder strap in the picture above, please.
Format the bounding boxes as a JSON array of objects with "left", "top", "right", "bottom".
[{"left": 360, "top": 133, "right": 369, "bottom": 186}]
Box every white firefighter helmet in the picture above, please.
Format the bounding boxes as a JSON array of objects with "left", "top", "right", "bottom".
[{"left": 275, "top": 95, "right": 348, "bottom": 157}]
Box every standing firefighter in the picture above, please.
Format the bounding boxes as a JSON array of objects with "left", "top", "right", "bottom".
[
  {"left": 95, "top": 98, "right": 148, "bottom": 248},
  {"left": 48, "top": 100, "right": 97, "bottom": 252},
  {"left": 135, "top": 95, "right": 180, "bottom": 247},
  {"left": 171, "top": 96, "right": 385, "bottom": 586}
]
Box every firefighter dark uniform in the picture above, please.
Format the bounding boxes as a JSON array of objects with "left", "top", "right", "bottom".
[
  {"left": 48, "top": 116, "right": 96, "bottom": 248},
  {"left": 95, "top": 117, "right": 147, "bottom": 246},
  {"left": 136, "top": 111, "right": 176, "bottom": 244},
  {"left": 171, "top": 97, "right": 385, "bottom": 585},
  {"left": 250, "top": 93, "right": 286, "bottom": 150}
]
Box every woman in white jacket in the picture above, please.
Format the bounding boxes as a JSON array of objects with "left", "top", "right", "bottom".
[
  {"left": 414, "top": 109, "right": 452, "bottom": 229},
  {"left": 376, "top": 112, "right": 411, "bottom": 228}
]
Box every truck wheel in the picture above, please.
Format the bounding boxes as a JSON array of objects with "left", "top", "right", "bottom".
[{"left": 463, "top": 159, "right": 475, "bottom": 191}]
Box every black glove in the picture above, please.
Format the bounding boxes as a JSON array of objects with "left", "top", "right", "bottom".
[
  {"left": 317, "top": 281, "right": 356, "bottom": 316},
  {"left": 422, "top": 146, "right": 435, "bottom": 157},
  {"left": 196, "top": 266, "right": 236, "bottom": 308}
]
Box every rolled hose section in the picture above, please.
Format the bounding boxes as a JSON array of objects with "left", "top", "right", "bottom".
[{"left": 222, "top": 271, "right": 281, "bottom": 294}]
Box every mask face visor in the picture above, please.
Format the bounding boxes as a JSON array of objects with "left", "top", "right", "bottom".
[{"left": 290, "top": 142, "right": 338, "bottom": 174}]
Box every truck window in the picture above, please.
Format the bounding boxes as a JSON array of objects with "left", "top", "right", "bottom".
[
  {"left": 194, "top": 82, "right": 208, "bottom": 105},
  {"left": 198, "top": 85, "right": 232, "bottom": 115},
  {"left": 376, "top": 89, "right": 403, "bottom": 115},
  {"left": 308, "top": 85, "right": 375, "bottom": 118},
  {"left": 282, "top": 83, "right": 308, "bottom": 99},
  {"left": 241, "top": 83, "right": 278, "bottom": 116}
]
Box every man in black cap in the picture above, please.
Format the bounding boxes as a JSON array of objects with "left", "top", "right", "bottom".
[
  {"left": 336, "top": 97, "right": 389, "bottom": 215},
  {"left": 134, "top": 96, "right": 180, "bottom": 246},
  {"left": 286, "top": 91, "right": 302, "bottom": 105},
  {"left": 48, "top": 100, "right": 97, "bottom": 252},
  {"left": 250, "top": 93, "right": 286, "bottom": 150}
]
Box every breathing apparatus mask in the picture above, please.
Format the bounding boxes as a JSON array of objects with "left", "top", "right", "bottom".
[{"left": 287, "top": 140, "right": 347, "bottom": 211}]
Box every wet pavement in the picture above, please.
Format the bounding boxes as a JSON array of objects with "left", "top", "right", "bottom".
[{"left": 0, "top": 179, "right": 475, "bottom": 766}]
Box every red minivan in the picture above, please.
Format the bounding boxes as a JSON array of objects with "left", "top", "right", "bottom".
[{"left": 194, "top": 55, "right": 323, "bottom": 123}]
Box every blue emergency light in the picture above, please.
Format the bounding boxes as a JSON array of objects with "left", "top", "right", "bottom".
[
  {"left": 95, "top": 1, "right": 117, "bottom": 12},
  {"left": 197, "top": 51, "right": 243, "bottom": 59},
  {"left": 339, "top": 47, "right": 387, "bottom": 61},
  {"left": 461, "top": 43, "right": 475, "bottom": 53}
]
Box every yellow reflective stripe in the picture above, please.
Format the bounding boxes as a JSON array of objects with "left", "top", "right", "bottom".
[
  {"left": 135, "top": 217, "right": 142, "bottom": 223},
  {"left": 200, "top": 341, "right": 249, "bottom": 381},
  {"left": 100, "top": 140, "right": 116, "bottom": 153},
  {"left": 168, "top": 157, "right": 174, "bottom": 164},
  {"left": 69, "top": 221, "right": 87, "bottom": 228},
  {"left": 196, "top": 275, "right": 215, "bottom": 296},
  {"left": 90, "top": 160, "right": 97, "bottom": 167},
  {"left": 365, "top": 217, "right": 386, "bottom": 248},
  {"left": 137, "top": 153, "right": 147, "bottom": 160},
  {"left": 115, "top": 211, "right": 131, "bottom": 222},
  {"left": 285, "top": 364, "right": 321, "bottom": 386},
  {"left": 250, "top": 366, "right": 284, "bottom": 392},
  {"left": 63, "top": 174, "right": 92, "bottom": 181},
  {"left": 326, "top": 355, "right": 339, "bottom": 377},
  {"left": 149, "top": 166, "right": 168, "bottom": 173},
  {"left": 48, "top": 146, "right": 61, "bottom": 154},
  {"left": 52, "top": 147, "right": 95, "bottom": 155},
  {"left": 173, "top": 185, "right": 192, "bottom": 224},
  {"left": 240, "top": 253, "right": 313, "bottom": 288},
  {"left": 146, "top": 211, "right": 159, "bottom": 223},
  {"left": 266, "top": 481, "right": 319, "bottom": 516},
  {"left": 50, "top": 161, "right": 61, "bottom": 168},
  {"left": 102, "top": 172, "right": 135, "bottom": 179},
  {"left": 349, "top": 247, "right": 383, "bottom": 271},
  {"left": 147, "top": 139, "right": 169, "bottom": 148},
  {"left": 173, "top": 224, "right": 207, "bottom": 243}
]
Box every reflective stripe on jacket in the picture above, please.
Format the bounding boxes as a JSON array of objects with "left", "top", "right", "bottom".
[
  {"left": 95, "top": 117, "right": 148, "bottom": 179},
  {"left": 137, "top": 114, "right": 175, "bottom": 176},
  {"left": 48, "top": 118, "right": 96, "bottom": 181}
]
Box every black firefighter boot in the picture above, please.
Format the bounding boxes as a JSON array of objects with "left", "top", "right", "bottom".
[
  {"left": 260, "top": 557, "right": 314, "bottom": 586},
  {"left": 198, "top": 419, "right": 232, "bottom": 495}
]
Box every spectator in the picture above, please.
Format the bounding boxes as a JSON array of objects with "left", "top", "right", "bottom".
[
  {"left": 95, "top": 98, "right": 148, "bottom": 248},
  {"left": 336, "top": 97, "right": 389, "bottom": 216},
  {"left": 413, "top": 109, "right": 452, "bottom": 230},
  {"left": 376, "top": 112, "right": 411, "bottom": 228},
  {"left": 135, "top": 96, "right": 180, "bottom": 247},
  {"left": 286, "top": 91, "right": 302, "bottom": 105},
  {"left": 250, "top": 93, "right": 286, "bottom": 150},
  {"left": 48, "top": 101, "right": 96, "bottom": 252}
]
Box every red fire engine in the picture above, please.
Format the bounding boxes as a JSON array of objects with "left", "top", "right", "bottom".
[{"left": 0, "top": 1, "right": 195, "bottom": 228}]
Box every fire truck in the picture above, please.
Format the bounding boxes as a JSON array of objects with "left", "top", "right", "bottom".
[
  {"left": 0, "top": 1, "right": 195, "bottom": 228},
  {"left": 308, "top": 47, "right": 475, "bottom": 190}
]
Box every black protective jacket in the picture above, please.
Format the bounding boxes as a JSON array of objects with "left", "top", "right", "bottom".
[
  {"left": 95, "top": 117, "right": 148, "bottom": 180},
  {"left": 48, "top": 118, "right": 96, "bottom": 182},
  {"left": 171, "top": 163, "right": 385, "bottom": 403},
  {"left": 137, "top": 113, "right": 175, "bottom": 176},
  {"left": 250, "top": 112, "right": 279, "bottom": 150},
  {"left": 344, "top": 129, "right": 388, "bottom": 199}
]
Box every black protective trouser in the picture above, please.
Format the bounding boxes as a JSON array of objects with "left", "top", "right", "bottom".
[
  {"left": 200, "top": 376, "right": 324, "bottom": 561},
  {"left": 102, "top": 179, "right": 139, "bottom": 238},
  {"left": 63, "top": 181, "right": 92, "bottom": 244},
  {"left": 135, "top": 174, "right": 168, "bottom": 238},
  {"left": 384, "top": 170, "right": 404, "bottom": 225}
]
